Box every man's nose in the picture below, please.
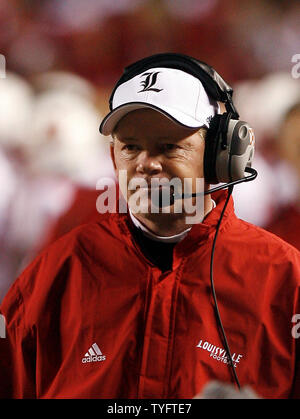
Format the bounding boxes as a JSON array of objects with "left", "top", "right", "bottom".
[{"left": 136, "top": 151, "right": 162, "bottom": 175}]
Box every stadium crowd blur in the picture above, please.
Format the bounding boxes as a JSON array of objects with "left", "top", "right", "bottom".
[{"left": 0, "top": 0, "right": 300, "bottom": 302}]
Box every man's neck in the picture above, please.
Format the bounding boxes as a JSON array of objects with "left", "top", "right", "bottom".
[{"left": 130, "top": 194, "right": 214, "bottom": 237}]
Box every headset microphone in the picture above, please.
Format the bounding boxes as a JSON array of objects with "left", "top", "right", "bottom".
[
  {"left": 156, "top": 167, "right": 257, "bottom": 208},
  {"left": 172, "top": 167, "right": 258, "bottom": 200}
]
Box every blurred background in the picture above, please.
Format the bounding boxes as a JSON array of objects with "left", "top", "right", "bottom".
[{"left": 0, "top": 0, "right": 300, "bottom": 301}]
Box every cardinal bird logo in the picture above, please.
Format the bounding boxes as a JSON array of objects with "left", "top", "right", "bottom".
[{"left": 138, "top": 72, "right": 163, "bottom": 93}]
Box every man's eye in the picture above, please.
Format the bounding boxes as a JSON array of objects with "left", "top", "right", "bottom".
[
  {"left": 162, "top": 144, "right": 178, "bottom": 151},
  {"left": 123, "top": 144, "right": 139, "bottom": 152}
]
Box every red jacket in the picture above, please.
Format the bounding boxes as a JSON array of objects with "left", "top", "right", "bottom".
[
  {"left": 266, "top": 203, "right": 300, "bottom": 251},
  {"left": 0, "top": 190, "right": 300, "bottom": 399}
]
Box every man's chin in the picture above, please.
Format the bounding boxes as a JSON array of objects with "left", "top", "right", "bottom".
[{"left": 130, "top": 207, "right": 187, "bottom": 222}]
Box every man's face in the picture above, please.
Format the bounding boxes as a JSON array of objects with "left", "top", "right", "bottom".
[{"left": 110, "top": 108, "right": 206, "bottom": 217}]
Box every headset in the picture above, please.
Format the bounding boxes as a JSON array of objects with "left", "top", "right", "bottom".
[
  {"left": 108, "top": 53, "right": 258, "bottom": 390},
  {"left": 108, "top": 52, "right": 256, "bottom": 187}
]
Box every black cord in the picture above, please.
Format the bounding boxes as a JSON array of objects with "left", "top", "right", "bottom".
[{"left": 209, "top": 184, "right": 241, "bottom": 390}]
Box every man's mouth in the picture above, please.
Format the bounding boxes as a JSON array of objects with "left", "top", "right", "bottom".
[{"left": 130, "top": 184, "right": 175, "bottom": 208}]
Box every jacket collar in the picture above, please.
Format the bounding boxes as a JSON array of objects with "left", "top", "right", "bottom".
[
  {"left": 112, "top": 189, "right": 236, "bottom": 259},
  {"left": 174, "top": 189, "right": 235, "bottom": 260}
]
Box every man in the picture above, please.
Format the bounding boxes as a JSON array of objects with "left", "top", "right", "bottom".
[{"left": 0, "top": 53, "right": 299, "bottom": 399}]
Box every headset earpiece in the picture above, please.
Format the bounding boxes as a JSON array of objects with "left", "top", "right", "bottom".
[
  {"left": 223, "top": 119, "right": 255, "bottom": 182},
  {"left": 204, "top": 113, "right": 255, "bottom": 184},
  {"left": 203, "top": 113, "right": 224, "bottom": 184}
]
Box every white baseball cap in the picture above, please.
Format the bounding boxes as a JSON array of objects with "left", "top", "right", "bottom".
[{"left": 99, "top": 67, "right": 219, "bottom": 135}]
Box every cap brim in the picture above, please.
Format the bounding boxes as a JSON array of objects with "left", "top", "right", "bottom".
[{"left": 99, "top": 102, "right": 206, "bottom": 136}]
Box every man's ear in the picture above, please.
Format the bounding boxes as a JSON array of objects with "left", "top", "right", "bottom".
[{"left": 217, "top": 101, "right": 226, "bottom": 114}]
